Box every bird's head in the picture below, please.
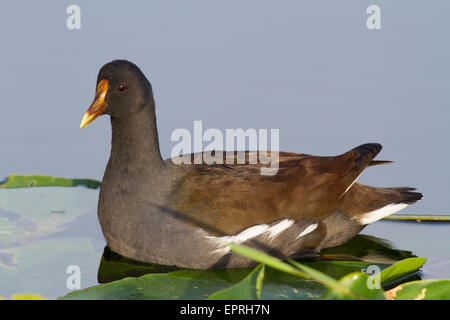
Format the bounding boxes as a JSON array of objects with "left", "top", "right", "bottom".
[{"left": 80, "top": 60, "right": 153, "bottom": 128}]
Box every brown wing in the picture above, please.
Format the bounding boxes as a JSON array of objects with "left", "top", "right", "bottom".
[{"left": 167, "top": 143, "right": 383, "bottom": 235}]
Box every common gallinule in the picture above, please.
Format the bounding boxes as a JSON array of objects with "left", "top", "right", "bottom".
[{"left": 80, "top": 60, "right": 422, "bottom": 269}]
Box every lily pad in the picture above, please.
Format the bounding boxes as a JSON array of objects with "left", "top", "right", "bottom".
[
  {"left": 0, "top": 174, "right": 101, "bottom": 189},
  {"left": 98, "top": 246, "right": 180, "bottom": 283},
  {"left": 57, "top": 240, "right": 424, "bottom": 300},
  {"left": 303, "top": 260, "right": 387, "bottom": 280},
  {"left": 379, "top": 257, "right": 426, "bottom": 286},
  {"left": 208, "top": 265, "right": 265, "bottom": 300},
  {"left": 229, "top": 244, "right": 360, "bottom": 299},
  {"left": 173, "top": 266, "right": 328, "bottom": 300},
  {"left": 61, "top": 272, "right": 233, "bottom": 300},
  {"left": 90, "top": 235, "right": 422, "bottom": 300},
  {"left": 320, "top": 234, "right": 415, "bottom": 264},
  {"left": 65, "top": 264, "right": 330, "bottom": 300},
  {"left": 384, "top": 214, "right": 450, "bottom": 222},
  {"left": 385, "top": 280, "right": 450, "bottom": 300},
  {"left": 0, "top": 176, "right": 103, "bottom": 299},
  {"left": 0, "top": 238, "right": 100, "bottom": 299},
  {"left": 322, "top": 272, "right": 385, "bottom": 300},
  {"left": 0, "top": 187, "right": 99, "bottom": 248},
  {"left": 98, "top": 244, "right": 379, "bottom": 284}
]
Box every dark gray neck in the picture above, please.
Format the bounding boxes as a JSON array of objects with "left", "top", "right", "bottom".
[{"left": 110, "top": 101, "right": 164, "bottom": 171}]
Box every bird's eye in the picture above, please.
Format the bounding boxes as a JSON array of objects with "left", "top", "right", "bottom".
[{"left": 118, "top": 84, "right": 127, "bottom": 92}]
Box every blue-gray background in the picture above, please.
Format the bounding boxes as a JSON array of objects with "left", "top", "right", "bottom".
[{"left": 1, "top": 1, "right": 448, "bottom": 214}]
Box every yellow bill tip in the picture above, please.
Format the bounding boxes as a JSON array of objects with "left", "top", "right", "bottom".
[
  {"left": 80, "top": 79, "right": 109, "bottom": 129},
  {"left": 80, "top": 112, "right": 93, "bottom": 129}
]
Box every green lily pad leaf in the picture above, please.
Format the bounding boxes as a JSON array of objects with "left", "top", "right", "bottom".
[
  {"left": 98, "top": 246, "right": 324, "bottom": 299},
  {"left": 67, "top": 244, "right": 422, "bottom": 300},
  {"left": 321, "top": 234, "right": 416, "bottom": 264},
  {"left": 60, "top": 272, "right": 232, "bottom": 300},
  {"left": 0, "top": 187, "right": 98, "bottom": 248},
  {"left": 98, "top": 247, "right": 325, "bottom": 300},
  {"left": 229, "top": 244, "right": 308, "bottom": 278},
  {"left": 98, "top": 246, "right": 181, "bottom": 283},
  {"left": 102, "top": 245, "right": 354, "bottom": 286},
  {"left": 208, "top": 264, "right": 265, "bottom": 300},
  {"left": 0, "top": 174, "right": 101, "bottom": 189},
  {"left": 170, "top": 268, "right": 250, "bottom": 283},
  {"left": 385, "top": 280, "right": 450, "bottom": 300},
  {"left": 288, "top": 260, "right": 354, "bottom": 296},
  {"left": 379, "top": 257, "right": 426, "bottom": 285},
  {"left": 322, "top": 272, "right": 385, "bottom": 300},
  {"left": 70, "top": 263, "right": 328, "bottom": 300},
  {"left": 303, "top": 260, "right": 387, "bottom": 280},
  {"left": 172, "top": 267, "right": 327, "bottom": 300},
  {"left": 229, "top": 244, "right": 358, "bottom": 299},
  {"left": 384, "top": 214, "right": 450, "bottom": 222},
  {"left": 0, "top": 238, "right": 100, "bottom": 299},
  {"left": 93, "top": 235, "right": 420, "bottom": 300}
]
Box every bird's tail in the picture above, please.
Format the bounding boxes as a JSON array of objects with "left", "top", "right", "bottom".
[{"left": 340, "top": 183, "right": 423, "bottom": 225}]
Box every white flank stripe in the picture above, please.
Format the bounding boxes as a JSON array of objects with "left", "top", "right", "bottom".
[
  {"left": 267, "top": 219, "right": 295, "bottom": 239},
  {"left": 296, "top": 223, "right": 318, "bottom": 239},
  {"left": 207, "top": 219, "right": 296, "bottom": 254},
  {"left": 207, "top": 224, "right": 269, "bottom": 254},
  {"left": 358, "top": 203, "right": 408, "bottom": 225},
  {"left": 216, "top": 224, "right": 269, "bottom": 245}
]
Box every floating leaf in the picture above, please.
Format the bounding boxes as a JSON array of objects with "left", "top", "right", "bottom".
[
  {"left": 229, "top": 244, "right": 358, "bottom": 299},
  {"left": 379, "top": 257, "right": 426, "bottom": 285},
  {"left": 61, "top": 245, "right": 431, "bottom": 300},
  {"left": 68, "top": 261, "right": 329, "bottom": 300},
  {"left": 385, "top": 280, "right": 450, "bottom": 300},
  {"left": 0, "top": 238, "right": 100, "bottom": 299},
  {"left": 170, "top": 266, "right": 326, "bottom": 300},
  {"left": 98, "top": 245, "right": 391, "bottom": 299},
  {"left": 321, "top": 234, "right": 415, "bottom": 264},
  {"left": 85, "top": 246, "right": 351, "bottom": 300},
  {"left": 0, "top": 174, "right": 101, "bottom": 189},
  {"left": 303, "top": 260, "right": 386, "bottom": 280},
  {"left": 384, "top": 214, "right": 450, "bottom": 222},
  {"left": 98, "top": 246, "right": 180, "bottom": 283},
  {"left": 208, "top": 265, "right": 265, "bottom": 300},
  {"left": 60, "top": 273, "right": 231, "bottom": 300},
  {"left": 288, "top": 260, "right": 353, "bottom": 296},
  {"left": 229, "top": 244, "right": 308, "bottom": 278},
  {"left": 322, "top": 272, "right": 385, "bottom": 300},
  {"left": 0, "top": 186, "right": 99, "bottom": 248}
]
